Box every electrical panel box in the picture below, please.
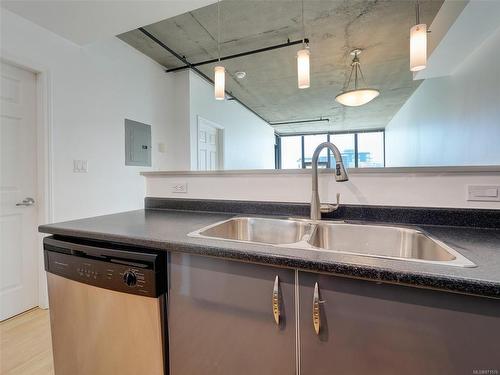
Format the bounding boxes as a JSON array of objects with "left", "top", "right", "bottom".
[{"left": 125, "top": 119, "right": 152, "bottom": 167}]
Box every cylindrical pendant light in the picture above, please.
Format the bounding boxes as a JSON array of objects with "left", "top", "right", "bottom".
[
  {"left": 297, "top": 0, "right": 310, "bottom": 89},
  {"left": 297, "top": 48, "right": 310, "bottom": 89},
  {"left": 410, "top": 1, "right": 427, "bottom": 72},
  {"left": 214, "top": 66, "right": 225, "bottom": 100}
]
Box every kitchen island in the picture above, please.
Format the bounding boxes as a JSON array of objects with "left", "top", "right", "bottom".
[{"left": 39, "top": 198, "right": 500, "bottom": 375}]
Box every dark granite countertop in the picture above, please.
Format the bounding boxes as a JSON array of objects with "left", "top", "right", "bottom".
[{"left": 38, "top": 207, "right": 500, "bottom": 299}]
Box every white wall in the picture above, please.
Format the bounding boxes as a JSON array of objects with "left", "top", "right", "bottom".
[
  {"left": 187, "top": 71, "right": 275, "bottom": 170},
  {"left": 1, "top": 8, "right": 185, "bottom": 308},
  {"left": 385, "top": 25, "right": 500, "bottom": 167},
  {"left": 170, "top": 70, "right": 192, "bottom": 171},
  {"left": 144, "top": 169, "right": 500, "bottom": 210},
  {"left": 1, "top": 8, "right": 179, "bottom": 221}
]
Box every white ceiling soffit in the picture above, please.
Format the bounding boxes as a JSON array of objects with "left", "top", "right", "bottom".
[
  {"left": 0, "top": 0, "right": 216, "bottom": 45},
  {"left": 415, "top": 0, "right": 500, "bottom": 80}
]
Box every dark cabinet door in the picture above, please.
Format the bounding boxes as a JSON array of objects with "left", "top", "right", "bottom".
[
  {"left": 168, "top": 252, "right": 296, "bottom": 375},
  {"left": 299, "top": 271, "right": 500, "bottom": 375}
]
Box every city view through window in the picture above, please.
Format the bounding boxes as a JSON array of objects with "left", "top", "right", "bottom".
[{"left": 278, "top": 131, "right": 384, "bottom": 169}]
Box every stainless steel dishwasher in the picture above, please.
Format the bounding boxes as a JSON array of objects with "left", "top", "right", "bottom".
[{"left": 43, "top": 236, "right": 167, "bottom": 375}]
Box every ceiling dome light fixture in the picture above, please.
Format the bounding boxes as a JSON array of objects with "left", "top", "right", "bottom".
[
  {"left": 410, "top": 0, "right": 427, "bottom": 72},
  {"left": 235, "top": 71, "right": 246, "bottom": 79},
  {"left": 297, "top": 0, "right": 310, "bottom": 89},
  {"left": 214, "top": 0, "right": 225, "bottom": 100},
  {"left": 335, "top": 49, "right": 379, "bottom": 107}
]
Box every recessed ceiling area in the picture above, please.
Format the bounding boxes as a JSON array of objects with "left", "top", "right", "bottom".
[{"left": 119, "top": 0, "right": 444, "bottom": 134}]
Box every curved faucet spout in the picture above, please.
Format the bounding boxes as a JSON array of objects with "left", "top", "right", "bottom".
[{"left": 311, "top": 142, "right": 349, "bottom": 220}]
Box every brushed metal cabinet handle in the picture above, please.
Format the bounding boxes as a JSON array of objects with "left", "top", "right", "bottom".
[
  {"left": 272, "top": 275, "right": 280, "bottom": 325},
  {"left": 313, "top": 282, "right": 321, "bottom": 335}
]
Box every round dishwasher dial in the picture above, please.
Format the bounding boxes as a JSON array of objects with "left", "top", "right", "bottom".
[{"left": 123, "top": 271, "right": 137, "bottom": 287}]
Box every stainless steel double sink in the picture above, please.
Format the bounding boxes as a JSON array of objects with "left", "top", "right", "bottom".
[{"left": 188, "top": 217, "right": 475, "bottom": 267}]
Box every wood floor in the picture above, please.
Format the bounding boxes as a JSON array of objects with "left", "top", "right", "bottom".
[{"left": 0, "top": 308, "right": 54, "bottom": 375}]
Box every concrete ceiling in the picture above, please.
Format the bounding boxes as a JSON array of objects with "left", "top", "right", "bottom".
[
  {"left": 119, "top": 0, "right": 444, "bottom": 134},
  {"left": 1, "top": 0, "right": 216, "bottom": 45}
]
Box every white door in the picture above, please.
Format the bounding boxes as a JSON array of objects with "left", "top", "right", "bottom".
[
  {"left": 0, "top": 62, "right": 38, "bottom": 320},
  {"left": 197, "top": 119, "right": 221, "bottom": 171}
]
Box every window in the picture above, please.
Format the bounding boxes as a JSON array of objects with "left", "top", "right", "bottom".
[
  {"left": 303, "top": 134, "right": 328, "bottom": 168},
  {"left": 278, "top": 130, "right": 384, "bottom": 169},
  {"left": 329, "top": 133, "right": 355, "bottom": 169},
  {"left": 357, "top": 131, "right": 384, "bottom": 167},
  {"left": 280, "top": 135, "right": 302, "bottom": 169}
]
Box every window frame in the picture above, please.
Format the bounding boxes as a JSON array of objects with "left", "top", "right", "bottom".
[{"left": 276, "top": 129, "right": 385, "bottom": 169}]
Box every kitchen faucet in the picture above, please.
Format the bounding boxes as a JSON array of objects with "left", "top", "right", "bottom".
[{"left": 311, "top": 142, "right": 349, "bottom": 220}]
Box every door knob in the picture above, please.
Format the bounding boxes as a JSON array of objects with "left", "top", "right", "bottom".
[{"left": 16, "top": 197, "right": 35, "bottom": 206}]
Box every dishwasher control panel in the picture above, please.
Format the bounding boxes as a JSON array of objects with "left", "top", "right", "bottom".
[{"left": 44, "top": 237, "right": 166, "bottom": 298}]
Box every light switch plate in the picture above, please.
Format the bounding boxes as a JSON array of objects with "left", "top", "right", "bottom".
[
  {"left": 467, "top": 185, "right": 499, "bottom": 202},
  {"left": 171, "top": 182, "right": 188, "bottom": 193}
]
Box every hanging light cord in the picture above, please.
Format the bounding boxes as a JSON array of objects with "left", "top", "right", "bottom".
[
  {"left": 344, "top": 51, "right": 367, "bottom": 91},
  {"left": 415, "top": 2, "right": 431, "bottom": 33},
  {"left": 217, "top": 0, "right": 221, "bottom": 61},
  {"left": 415, "top": 0, "right": 420, "bottom": 25},
  {"left": 301, "top": 0, "right": 306, "bottom": 47}
]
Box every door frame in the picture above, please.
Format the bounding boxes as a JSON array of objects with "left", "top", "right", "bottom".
[
  {"left": 196, "top": 115, "right": 224, "bottom": 170},
  {"left": 1, "top": 52, "right": 54, "bottom": 309}
]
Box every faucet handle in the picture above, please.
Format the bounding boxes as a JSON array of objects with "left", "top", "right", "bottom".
[
  {"left": 320, "top": 193, "right": 341, "bottom": 214},
  {"left": 320, "top": 204, "right": 336, "bottom": 213}
]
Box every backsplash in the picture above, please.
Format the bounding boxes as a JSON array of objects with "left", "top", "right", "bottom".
[
  {"left": 145, "top": 197, "right": 500, "bottom": 229},
  {"left": 142, "top": 169, "right": 500, "bottom": 210}
]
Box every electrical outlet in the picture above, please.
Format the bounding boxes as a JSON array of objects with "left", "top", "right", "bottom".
[
  {"left": 73, "top": 160, "right": 88, "bottom": 173},
  {"left": 467, "top": 185, "right": 499, "bottom": 202},
  {"left": 171, "top": 182, "right": 188, "bottom": 193}
]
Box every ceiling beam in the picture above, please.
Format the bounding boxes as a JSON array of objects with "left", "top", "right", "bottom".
[
  {"left": 269, "top": 117, "right": 329, "bottom": 126},
  {"left": 138, "top": 27, "right": 270, "bottom": 125},
  {"left": 166, "top": 38, "right": 309, "bottom": 72}
]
